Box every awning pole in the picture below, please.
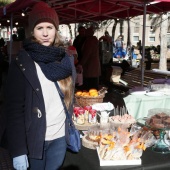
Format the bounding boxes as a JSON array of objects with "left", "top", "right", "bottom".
[{"left": 141, "top": 1, "right": 147, "bottom": 86}]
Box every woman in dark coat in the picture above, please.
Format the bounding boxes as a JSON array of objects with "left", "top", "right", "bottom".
[
  {"left": 5, "top": 2, "right": 76, "bottom": 170},
  {"left": 79, "top": 27, "right": 101, "bottom": 90}
]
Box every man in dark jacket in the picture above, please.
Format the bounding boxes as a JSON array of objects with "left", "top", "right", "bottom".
[{"left": 73, "top": 26, "right": 86, "bottom": 61}]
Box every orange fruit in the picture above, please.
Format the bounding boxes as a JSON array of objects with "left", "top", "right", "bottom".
[
  {"left": 76, "top": 91, "right": 82, "bottom": 96},
  {"left": 89, "top": 88, "right": 98, "bottom": 93},
  {"left": 83, "top": 94, "right": 90, "bottom": 97},
  {"left": 90, "top": 91, "right": 98, "bottom": 97},
  {"left": 82, "top": 92, "right": 90, "bottom": 96}
]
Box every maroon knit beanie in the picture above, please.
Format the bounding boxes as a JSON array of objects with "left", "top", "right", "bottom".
[{"left": 29, "top": 2, "right": 59, "bottom": 31}]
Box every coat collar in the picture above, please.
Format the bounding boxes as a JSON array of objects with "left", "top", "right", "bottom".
[{"left": 15, "top": 49, "right": 43, "bottom": 98}]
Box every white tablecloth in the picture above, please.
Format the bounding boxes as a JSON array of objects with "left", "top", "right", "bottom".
[{"left": 123, "top": 93, "right": 170, "bottom": 119}]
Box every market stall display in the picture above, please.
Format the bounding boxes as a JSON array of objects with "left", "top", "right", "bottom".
[
  {"left": 71, "top": 84, "right": 170, "bottom": 168},
  {"left": 81, "top": 105, "right": 136, "bottom": 151},
  {"left": 73, "top": 102, "right": 114, "bottom": 130},
  {"left": 73, "top": 106, "right": 98, "bottom": 130},
  {"left": 75, "top": 87, "right": 107, "bottom": 107},
  {"left": 109, "top": 114, "right": 136, "bottom": 128},
  {"left": 97, "top": 126, "right": 155, "bottom": 166},
  {"left": 137, "top": 108, "right": 170, "bottom": 154},
  {"left": 81, "top": 121, "right": 155, "bottom": 166},
  {"left": 73, "top": 87, "right": 108, "bottom": 130}
]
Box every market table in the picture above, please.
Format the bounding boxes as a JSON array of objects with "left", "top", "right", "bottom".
[
  {"left": 62, "top": 144, "right": 170, "bottom": 170},
  {"left": 123, "top": 93, "right": 170, "bottom": 119},
  {"left": 61, "top": 87, "right": 170, "bottom": 170}
]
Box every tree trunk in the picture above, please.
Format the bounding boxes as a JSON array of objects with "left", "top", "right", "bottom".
[
  {"left": 159, "top": 14, "right": 168, "bottom": 70},
  {"left": 112, "top": 19, "right": 118, "bottom": 41},
  {"left": 127, "top": 18, "right": 131, "bottom": 48},
  {"left": 67, "top": 24, "right": 73, "bottom": 40},
  {"left": 119, "top": 19, "right": 124, "bottom": 37},
  {"left": 127, "top": 18, "right": 132, "bottom": 59}
]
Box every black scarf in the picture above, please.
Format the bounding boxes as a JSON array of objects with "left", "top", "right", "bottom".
[{"left": 23, "top": 39, "right": 72, "bottom": 82}]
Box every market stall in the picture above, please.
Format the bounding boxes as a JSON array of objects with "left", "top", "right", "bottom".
[{"left": 71, "top": 81, "right": 170, "bottom": 168}]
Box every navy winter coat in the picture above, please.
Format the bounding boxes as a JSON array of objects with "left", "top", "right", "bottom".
[{"left": 5, "top": 49, "right": 75, "bottom": 159}]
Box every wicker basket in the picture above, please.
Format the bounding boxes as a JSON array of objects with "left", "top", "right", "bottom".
[{"left": 75, "top": 93, "right": 105, "bottom": 107}]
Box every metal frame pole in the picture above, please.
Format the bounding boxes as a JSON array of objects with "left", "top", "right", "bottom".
[{"left": 141, "top": 1, "right": 147, "bottom": 86}]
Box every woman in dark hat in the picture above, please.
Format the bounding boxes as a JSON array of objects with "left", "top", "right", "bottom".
[{"left": 5, "top": 2, "right": 76, "bottom": 170}]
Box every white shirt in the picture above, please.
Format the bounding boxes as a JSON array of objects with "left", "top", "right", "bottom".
[{"left": 34, "top": 62, "right": 66, "bottom": 140}]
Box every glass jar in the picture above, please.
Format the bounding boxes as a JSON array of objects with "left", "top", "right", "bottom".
[{"left": 89, "top": 109, "right": 97, "bottom": 124}]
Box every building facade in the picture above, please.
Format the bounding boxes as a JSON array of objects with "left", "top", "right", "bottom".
[
  {"left": 59, "top": 14, "right": 170, "bottom": 48},
  {"left": 1, "top": 14, "right": 169, "bottom": 48}
]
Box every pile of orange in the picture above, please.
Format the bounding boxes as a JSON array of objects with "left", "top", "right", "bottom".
[{"left": 75, "top": 88, "right": 98, "bottom": 97}]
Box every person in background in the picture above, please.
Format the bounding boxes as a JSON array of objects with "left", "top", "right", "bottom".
[
  {"left": 145, "top": 48, "right": 152, "bottom": 70},
  {"left": 65, "top": 39, "right": 78, "bottom": 65},
  {"left": 114, "top": 35, "right": 124, "bottom": 58},
  {"left": 12, "top": 34, "right": 18, "bottom": 41},
  {"left": 132, "top": 46, "right": 142, "bottom": 60},
  {"left": 0, "top": 38, "right": 7, "bottom": 58},
  {"left": 156, "top": 45, "right": 160, "bottom": 54},
  {"left": 99, "top": 31, "right": 112, "bottom": 43},
  {"left": 73, "top": 26, "right": 86, "bottom": 61},
  {"left": 137, "top": 40, "right": 142, "bottom": 54},
  {"left": 79, "top": 26, "right": 101, "bottom": 90},
  {"left": 99, "top": 30, "right": 112, "bottom": 52},
  {"left": 5, "top": 2, "right": 76, "bottom": 170}
]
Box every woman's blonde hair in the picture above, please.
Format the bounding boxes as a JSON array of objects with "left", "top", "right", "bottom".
[{"left": 54, "top": 31, "right": 73, "bottom": 110}]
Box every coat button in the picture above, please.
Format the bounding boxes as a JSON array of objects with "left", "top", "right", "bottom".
[
  {"left": 36, "top": 88, "right": 39, "bottom": 91},
  {"left": 16, "top": 57, "right": 18, "bottom": 60},
  {"left": 20, "top": 64, "right": 22, "bottom": 67},
  {"left": 22, "top": 68, "right": 25, "bottom": 71}
]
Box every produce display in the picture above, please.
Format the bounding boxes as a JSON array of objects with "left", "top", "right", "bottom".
[
  {"left": 75, "top": 88, "right": 99, "bottom": 97},
  {"left": 74, "top": 88, "right": 107, "bottom": 107},
  {"left": 87, "top": 124, "right": 156, "bottom": 161}
]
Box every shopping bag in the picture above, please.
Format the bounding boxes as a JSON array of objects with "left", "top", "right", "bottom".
[{"left": 67, "top": 123, "right": 81, "bottom": 152}]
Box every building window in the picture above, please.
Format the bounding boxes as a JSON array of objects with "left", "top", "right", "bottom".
[
  {"left": 133, "top": 36, "right": 139, "bottom": 42},
  {"left": 149, "top": 36, "right": 155, "bottom": 42}
]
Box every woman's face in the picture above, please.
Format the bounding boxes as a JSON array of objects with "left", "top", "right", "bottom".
[{"left": 33, "top": 22, "right": 56, "bottom": 46}]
